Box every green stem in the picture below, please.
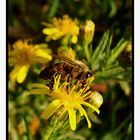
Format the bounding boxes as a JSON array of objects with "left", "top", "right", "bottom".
[
  {"left": 42, "top": 117, "right": 57, "bottom": 140},
  {"left": 23, "top": 116, "right": 30, "bottom": 140},
  {"left": 42, "top": 116, "right": 67, "bottom": 140},
  {"left": 42, "top": 127, "right": 54, "bottom": 140},
  {"left": 84, "top": 43, "right": 90, "bottom": 61}
]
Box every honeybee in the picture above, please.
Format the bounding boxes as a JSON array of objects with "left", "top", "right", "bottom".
[{"left": 39, "top": 55, "right": 93, "bottom": 89}]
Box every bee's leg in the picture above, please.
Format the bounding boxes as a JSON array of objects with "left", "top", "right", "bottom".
[
  {"left": 81, "top": 80, "right": 86, "bottom": 88},
  {"left": 81, "top": 79, "right": 90, "bottom": 93},
  {"left": 66, "top": 74, "right": 71, "bottom": 83},
  {"left": 81, "top": 79, "right": 91, "bottom": 94},
  {"left": 47, "top": 78, "right": 54, "bottom": 90},
  {"left": 66, "top": 74, "right": 71, "bottom": 91}
]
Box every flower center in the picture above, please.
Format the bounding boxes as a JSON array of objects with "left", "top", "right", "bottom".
[{"left": 14, "top": 47, "right": 37, "bottom": 65}]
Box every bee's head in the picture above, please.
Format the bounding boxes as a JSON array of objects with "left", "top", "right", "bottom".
[
  {"left": 81, "top": 71, "right": 93, "bottom": 88},
  {"left": 85, "top": 71, "right": 93, "bottom": 79}
]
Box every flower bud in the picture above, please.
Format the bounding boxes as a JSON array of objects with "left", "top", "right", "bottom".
[
  {"left": 80, "top": 20, "right": 95, "bottom": 44},
  {"left": 125, "top": 43, "right": 132, "bottom": 52},
  {"left": 90, "top": 91, "right": 103, "bottom": 108},
  {"left": 118, "top": 42, "right": 132, "bottom": 68}
]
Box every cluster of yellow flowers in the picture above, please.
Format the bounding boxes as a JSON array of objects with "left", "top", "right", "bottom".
[{"left": 9, "top": 15, "right": 102, "bottom": 131}]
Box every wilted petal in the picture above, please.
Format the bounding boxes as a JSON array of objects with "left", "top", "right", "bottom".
[
  {"left": 41, "top": 99, "right": 61, "bottom": 119},
  {"left": 29, "top": 89, "right": 49, "bottom": 95},
  {"left": 68, "top": 109, "right": 76, "bottom": 131},
  {"left": 17, "top": 65, "right": 30, "bottom": 83},
  {"left": 30, "top": 84, "right": 50, "bottom": 90}
]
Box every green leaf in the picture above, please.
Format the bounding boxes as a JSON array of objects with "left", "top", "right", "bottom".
[
  {"left": 91, "top": 31, "right": 110, "bottom": 70},
  {"left": 102, "top": 133, "right": 118, "bottom": 140},
  {"left": 95, "top": 66, "right": 124, "bottom": 78},
  {"left": 103, "top": 34, "right": 113, "bottom": 63},
  {"left": 95, "top": 67, "right": 131, "bottom": 82},
  {"left": 47, "top": 0, "right": 60, "bottom": 19},
  {"left": 106, "top": 39, "right": 128, "bottom": 66}
]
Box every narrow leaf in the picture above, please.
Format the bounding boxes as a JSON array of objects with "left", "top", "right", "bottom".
[{"left": 106, "top": 40, "right": 128, "bottom": 65}]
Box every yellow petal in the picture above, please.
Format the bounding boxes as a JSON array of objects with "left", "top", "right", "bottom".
[
  {"left": 35, "top": 49, "right": 52, "bottom": 60},
  {"left": 54, "top": 75, "right": 61, "bottom": 90},
  {"left": 82, "top": 101, "right": 100, "bottom": 114},
  {"left": 82, "top": 91, "right": 92, "bottom": 100},
  {"left": 78, "top": 105, "right": 91, "bottom": 128},
  {"left": 41, "top": 99, "right": 61, "bottom": 119},
  {"left": 59, "top": 81, "right": 68, "bottom": 91},
  {"left": 43, "top": 28, "right": 59, "bottom": 35},
  {"left": 77, "top": 106, "right": 83, "bottom": 116},
  {"left": 68, "top": 109, "right": 76, "bottom": 131},
  {"left": 52, "top": 34, "right": 61, "bottom": 40},
  {"left": 70, "top": 85, "right": 76, "bottom": 93},
  {"left": 17, "top": 65, "right": 30, "bottom": 83},
  {"left": 71, "top": 35, "right": 77, "bottom": 44},
  {"left": 9, "top": 66, "right": 21, "bottom": 81},
  {"left": 13, "top": 40, "right": 24, "bottom": 49}
]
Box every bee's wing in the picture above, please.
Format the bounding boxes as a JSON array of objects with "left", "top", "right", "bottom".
[{"left": 53, "top": 54, "right": 80, "bottom": 67}]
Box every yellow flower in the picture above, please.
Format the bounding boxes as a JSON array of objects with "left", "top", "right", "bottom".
[
  {"left": 43, "top": 15, "right": 79, "bottom": 44},
  {"left": 29, "top": 75, "right": 100, "bottom": 131},
  {"left": 9, "top": 40, "right": 52, "bottom": 83},
  {"left": 57, "top": 47, "right": 76, "bottom": 61}
]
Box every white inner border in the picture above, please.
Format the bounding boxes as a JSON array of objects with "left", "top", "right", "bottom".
[
  {"left": 0, "top": 0, "right": 138, "bottom": 140},
  {"left": 0, "top": 0, "right": 6, "bottom": 139}
]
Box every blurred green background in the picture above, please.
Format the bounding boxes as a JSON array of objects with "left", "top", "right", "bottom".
[{"left": 8, "top": 0, "right": 132, "bottom": 42}]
